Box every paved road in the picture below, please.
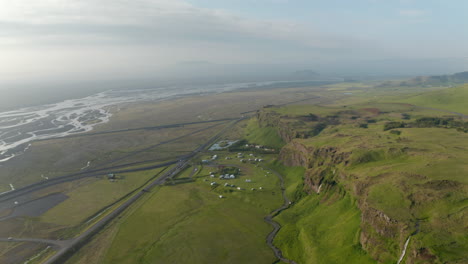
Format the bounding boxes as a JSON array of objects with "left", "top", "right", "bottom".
[
  {"left": 0, "top": 121, "right": 229, "bottom": 204},
  {"left": 42, "top": 159, "right": 190, "bottom": 264},
  {"left": 264, "top": 167, "right": 298, "bottom": 264},
  {"left": 93, "top": 122, "right": 226, "bottom": 168},
  {"left": 0, "top": 117, "right": 246, "bottom": 264},
  {"left": 0, "top": 237, "right": 73, "bottom": 249},
  {"left": 35, "top": 118, "right": 238, "bottom": 141}
]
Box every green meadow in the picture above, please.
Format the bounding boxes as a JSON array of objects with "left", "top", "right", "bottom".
[
  {"left": 67, "top": 152, "right": 287, "bottom": 264},
  {"left": 12, "top": 81, "right": 464, "bottom": 264}
]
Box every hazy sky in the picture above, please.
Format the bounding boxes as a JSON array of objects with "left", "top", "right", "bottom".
[{"left": 1, "top": 0, "right": 467, "bottom": 84}]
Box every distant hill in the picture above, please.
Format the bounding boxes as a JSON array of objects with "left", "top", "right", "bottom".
[
  {"left": 398, "top": 71, "right": 468, "bottom": 86},
  {"left": 399, "top": 83, "right": 468, "bottom": 114},
  {"left": 290, "top": 70, "right": 320, "bottom": 80},
  {"left": 376, "top": 71, "right": 468, "bottom": 88}
]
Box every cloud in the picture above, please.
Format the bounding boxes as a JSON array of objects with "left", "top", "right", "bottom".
[
  {"left": 0, "top": 0, "right": 384, "bottom": 81},
  {"left": 0, "top": 0, "right": 363, "bottom": 49}
]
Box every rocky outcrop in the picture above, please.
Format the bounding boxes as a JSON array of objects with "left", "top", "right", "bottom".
[
  {"left": 257, "top": 111, "right": 281, "bottom": 128},
  {"left": 278, "top": 141, "right": 310, "bottom": 167},
  {"left": 358, "top": 206, "right": 409, "bottom": 262},
  {"left": 279, "top": 141, "right": 351, "bottom": 192},
  {"left": 257, "top": 111, "right": 299, "bottom": 143},
  {"left": 278, "top": 140, "right": 415, "bottom": 263}
]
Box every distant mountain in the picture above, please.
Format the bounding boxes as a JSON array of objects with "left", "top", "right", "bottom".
[
  {"left": 398, "top": 71, "right": 468, "bottom": 86},
  {"left": 452, "top": 71, "right": 468, "bottom": 81},
  {"left": 290, "top": 70, "right": 320, "bottom": 80}
]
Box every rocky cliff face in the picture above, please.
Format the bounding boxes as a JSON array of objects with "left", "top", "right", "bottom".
[
  {"left": 279, "top": 141, "right": 350, "bottom": 192},
  {"left": 257, "top": 110, "right": 327, "bottom": 143},
  {"left": 257, "top": 111, "right": 299, "bottom": 143},
  {"left": 278, "top": 140, "right": 417, "bottom": 263}
]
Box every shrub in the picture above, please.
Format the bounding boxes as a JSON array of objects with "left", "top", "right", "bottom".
[
  {"left": 308, "top": 122, "right": 327, "bottom": 137},
  {"left": 307, "top": 113, "right": 319, "bottom": 121},
  {"left": 383, "top": 122, "right": 406, "bottom": 131},
  {"left": 401, "top": 113, "right": 411, "bottom": 120}
]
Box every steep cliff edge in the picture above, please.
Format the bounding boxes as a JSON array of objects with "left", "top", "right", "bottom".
[
  {"left": 278, "top": 141, "right": 411, "bottom": 263},
  {"left": 258, "top": 104, "right": 467, "bottom": 264}
]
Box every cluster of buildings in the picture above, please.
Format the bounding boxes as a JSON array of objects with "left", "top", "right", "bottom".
[
  {"left": 210, "top": 173, "right": 236, "bottom": 179},
  {"left": 236, "top": 153, "right": 264, "bottom": 163},
  {"left": 244, "top": 144, "right": 275, "bottom": 152}
]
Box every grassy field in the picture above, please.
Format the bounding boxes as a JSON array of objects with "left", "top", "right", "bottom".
[
  {"left": 0, "top": 83, "right": 336, "bottom": 192},
  {"left": 274, "top": 192, "right": 376, "bottom": 264},
  {"left": 250, "top": 85, "right": 468, "bottom": 263},
  {"left": 64, "top": 82, "right": 467, "bottom": 264},
  {"left": 66, "top": 151, "right": 286, "bottom": 264},
  {"left": 397, "top": 84, "right": 468, "bottom": 114},
  {"left": 2, "top": 80, "right": 466, "bottom": 264},
  {"left": 0, "top": 82, "right": 343, "bottom": 263},
  {"left": 244, "top": 118, "right": 286, "bottom": 149},
  {"left": 40, "top": 167, "right": 167, "bottom": 227}
]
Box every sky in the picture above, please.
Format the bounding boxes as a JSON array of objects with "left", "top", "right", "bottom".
[{"left": 0, "top": 0, "right": 467, "bottom": 85}]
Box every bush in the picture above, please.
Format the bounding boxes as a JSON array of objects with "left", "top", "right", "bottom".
[
  {"left": 359, "top": 123, "right": 368, "bottom": 128},
  {"left": 308, "top": 122, "right": 327, "bottom": 137},
  {"left": 390, "top": 130, "right": 401, "bottom": 135},
  {"left": 402, "top": 113, "right": 411, "bottom": 120},
  {"left": 383, "top": 122, "right": 406, "bottom": 131},
  {"left": 307, "top": 113, "right": 319, "bottom": 121}
]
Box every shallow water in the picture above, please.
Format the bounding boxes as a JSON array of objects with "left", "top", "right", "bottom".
[{"left": 0, "top": 80, "right": 332, "bottom": 164}]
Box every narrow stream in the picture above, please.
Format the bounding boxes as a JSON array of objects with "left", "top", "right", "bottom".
[{"left": 264, "top": 167, "right": 298, "bottom": 264}]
